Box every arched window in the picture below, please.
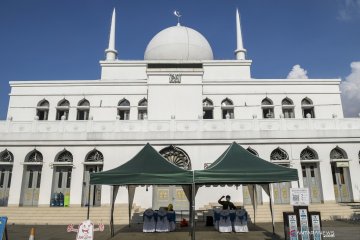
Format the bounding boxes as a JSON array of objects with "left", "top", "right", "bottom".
[
  {"left": 300, "top": 147, "right": 318, "bottom": 160},
  {"left": 160, "top": 145, "right": 191, "bottom": 170},
  {"left": 36, "top": 99, "right": 49, "bottom": 120},
  {"left": 302, "top": 98, "right": 315, "bottom": 118},
  {"left": 56, "top": 150, "right": 73, "bottom": 162},
  {"left": 26, "top": 150, "right": 43, "bottom": 162},
  {"left": 221, "top": 98, "right": 234, "bottom": 119},
  {"left": 56, "top": 99, "right": 70, "bottom": 120},
  {"left": 77, "top": 99, "right": 90, "bottom": 120},
  {"left": 203, "top": 98, "right": 214, "bottom": 119},
  {"left": 117, "top": 99, "right": 130, "bottom": 120},
  {"left": 246, "top": 147, "right": 258, "bottom": 156},
  {"left": 282, "top": 98, "right": 295, "bottom": 118},
  {"left": 138, "top": 98, "right": 148, "bottom": 120},
  {"left": 330, "top": 147, "right": 348, "bottom": 159},
  {"left": 270, "top": 148, "right": 289, "bottom": 160},
  {"left": 85, "top": 150, "right": 104, "bottom": 162},
  {"left": 0, "top": 149, "right": 14, "bottom": 162},
  {"left": 261, "top": 98, "right": 274, "bottom": 119}
]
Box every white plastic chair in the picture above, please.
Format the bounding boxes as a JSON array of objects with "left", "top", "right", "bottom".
[
  {"left": 167, "top": 211, "right": 176, "bottom": 231},
  {"left": 234, "top": 209, "right": 249, "bottom": 232},
  {"left": 213, "top": 208, "right": 221, "bottom": 230},
  {"left": 143, "top": 209, "right": 156, "bottom": 232},
  {"left": 218, "top": 209, "right": 232, "bottom": 233},
  {"left": 156, "top": 209, "right": 170, "bottom": 232}
]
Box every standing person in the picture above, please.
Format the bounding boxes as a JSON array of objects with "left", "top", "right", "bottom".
[{"left": 218, "top": 195, "right": 236, "bottom": 210}]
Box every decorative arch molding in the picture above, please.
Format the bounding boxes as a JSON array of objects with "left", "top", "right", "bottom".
[
  {"left": 202, "top": 98, "right": 214, "bottom": 107},
  {"left": 118, "top": 98, "right": 130, "bottom": 107},
  {"left": 0, "top": 149, "right": 14, "bottom": 162},
  {"left": 300, "top": 147, "right": 319, "bottom": 160},
  {"left": 301, "top": 97, "right": 313, "bottom": 105},
  {"left": 330, "top": 146, "right": 348, "bottom": 159},
  {"left": 282, "top": 97, "right": 293, "bottom": 105},
  {"left": 221, "top": 98, "right": 233, "bottom": 106},
  {"left": 78, "top": 98, "right": 90, "bottom": 107},
  {"left": 138, "top": 98, "right": 148, "bottom": 106},
  {"left": 261, "top": 97, "right": 273, "bottom": 105},
  {"left": 246, "top": 147, "right": 258, "bottom": 156},
  {"left": 25, "top": 150, "right": 43, "bottom": 162},
  {"left": 159, "top": 145, "right": 192, "bottom": 170},
  {"left": 85, "top": 149, "right": 104, "bottom": 162},
  {"left": 58, "top": 98, "right": 70, "bottom": 107},
  {"left": 270, "top": 147, "right": 289, "bottom": 160},
  {"left": 37, "top": 99, "right": 49, "bottom": 107},
  {"left": 55, "top": 149, "right": 73, "bottom": 162}
]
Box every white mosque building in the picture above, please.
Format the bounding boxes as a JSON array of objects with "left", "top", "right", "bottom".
[{"left": 0, "top": 9, "right": 359, "bottom": 218}]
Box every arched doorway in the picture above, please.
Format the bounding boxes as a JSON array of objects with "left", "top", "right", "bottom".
[
  {"left": 300, "top": 147, "right": 323, "bottom": 203},
  {"left": 82, "top": 149, "right": 103, "bottom": 207},
  {"left": 51, "top": 149, "right": 73, "bottom": 207},
  {"left": 20, "top": 150, "right": 43, "bottom": 206},
  {"left": 270, "top": 147, "right": 291, "bottom": 204},
  {"left": 153, "top": 145, "right": 191, "bottom": 211},
  {"left": 243, "top": 147, "right": 263, "bottom": 205},
  {"left": 0, "top": 149, "right": 13, "bottom": 206},
  {"left": 330, "top": 147, "right": 353, "bottom": 202}
]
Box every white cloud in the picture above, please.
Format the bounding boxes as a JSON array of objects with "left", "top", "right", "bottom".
[
  {"left": 337, "top": 0, "right": 360, "bottom": 21},
  {"left": 341, "top": 62, "right": 360, "bottom": 117},
  {"left": 287, "top": 64, "right": 308, "bottom": 79}
]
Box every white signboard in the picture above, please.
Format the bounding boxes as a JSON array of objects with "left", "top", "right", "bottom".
[
  {"left": 311, "top": 215, "right": 322, "bottom": 240},
  {"left": 299, "top": 209, "right": 310, "bottom": 240},
  {"left": 288, "top": 214, "right": 298, "bottom": 240},
  {"left": 290, "top": 188, "right": 309, "bottom": 206}
]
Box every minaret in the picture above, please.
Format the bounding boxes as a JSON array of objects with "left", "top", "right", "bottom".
[
  {"left": 105, "top": 8, "right": 118, "bottom": 61},
  {"left": 234, "top": 8, "right": 246, "bottom": 60}
]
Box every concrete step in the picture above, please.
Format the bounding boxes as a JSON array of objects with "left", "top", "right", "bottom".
[{"left": 1, "top": 204, "right": 143, "bottom": 225}]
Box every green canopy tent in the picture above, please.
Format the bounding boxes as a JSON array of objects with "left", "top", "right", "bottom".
[
  {"left": 193, "top": 142, "right": 299, "bottom": 237},
  {"left": 90, "top": 143, "right": 194, "bottom": 237}
]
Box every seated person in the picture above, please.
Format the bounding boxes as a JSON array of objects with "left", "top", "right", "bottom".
[{"left": 218, "top": 195, "right": 236, "bottom": 210}]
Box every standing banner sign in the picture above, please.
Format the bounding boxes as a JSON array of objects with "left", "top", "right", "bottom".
[
  {"left": 288, "top": 214, "right": 298, "bottom": 240},
  {"left": 311, "top": 214, "right": 322, "bottom": 240},
  {"left": 0, "top": 217, "right": 8, "bottom": 240},
  {"left": 299, "top": 209, "right": 310, "bottom": 240}
]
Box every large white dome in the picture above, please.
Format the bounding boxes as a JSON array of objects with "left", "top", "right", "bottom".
[{"left": 144, "top": 25, "right": 214, "bottom": 60}]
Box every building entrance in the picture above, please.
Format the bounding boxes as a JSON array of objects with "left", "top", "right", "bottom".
[
  {"left": 331, "top": 163, "right": 353, "bottom": 202},
  {"left": 82, "top": 165, "right": 102, "bottom": 207},
  {"left": 301, "top": 163, "right": 322, "bottom": 203},
  {"left": 0, "top": 165, "right": 12, "bottom": 206},
  {"left": 21, "top": 165, "right": 42, "bottom": 206},
  {"left": 153, "top": 145, "right": 191, "bottom": 211},
  {"left": 51, "top": 166, "right": 72, "bottom": 205},
  {"left": 243, "top": 185, "right": 262, "bottom": 205}
]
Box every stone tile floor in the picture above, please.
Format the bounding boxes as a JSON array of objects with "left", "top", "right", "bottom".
[{"left": 5, "top": 220, "right": 360, "bottom": 240}]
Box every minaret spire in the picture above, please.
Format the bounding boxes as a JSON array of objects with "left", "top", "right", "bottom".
[
  {"left": 105, "top": 8, "right": 118, "bottom": 61},
  {"left": 235, "top": 8, "right": 246, "bottom": 60}
]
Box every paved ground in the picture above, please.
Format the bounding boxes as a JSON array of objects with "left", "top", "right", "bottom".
[{"left": 4, "top": 220, "right": 360, "bottom": 240}]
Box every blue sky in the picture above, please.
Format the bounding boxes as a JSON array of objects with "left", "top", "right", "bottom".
[{"left": 0, "top": 0, "right": 359, "bottom": 119}]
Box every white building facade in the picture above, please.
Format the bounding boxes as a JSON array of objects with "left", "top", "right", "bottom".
[{"left": 0, "top": 9, "right": 359, "bottom": 211}]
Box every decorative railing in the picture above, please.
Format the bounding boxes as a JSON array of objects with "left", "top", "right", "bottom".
[{"left": 0, "top": 118, "right": 359, "bottom": 134}]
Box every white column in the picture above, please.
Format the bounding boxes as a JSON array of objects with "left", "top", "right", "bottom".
[
  {"left": 319, "top": 160, "right": 336, "bottom": 203},
  {"left": 7, "top": 162, "right": 24, "bottom": 206}
]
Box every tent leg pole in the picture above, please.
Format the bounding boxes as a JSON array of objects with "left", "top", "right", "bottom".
[
  {"left": 253, "top": 184, "right": 256, "bottom": 226},
  {"left": 110, "top": 187, "right": 115, "bottom": 237},
  {"left": 297, "top": 180, "right": 300, "bottom": 188},
  {"left": 191, "top": 183, "right": 196, "bottom": 240},
  {"left": 87, "top": 183, "right": 91, "bottom": 220},
  {"left": 269, "top": 184, "right": 275, "bottom": 235}
]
